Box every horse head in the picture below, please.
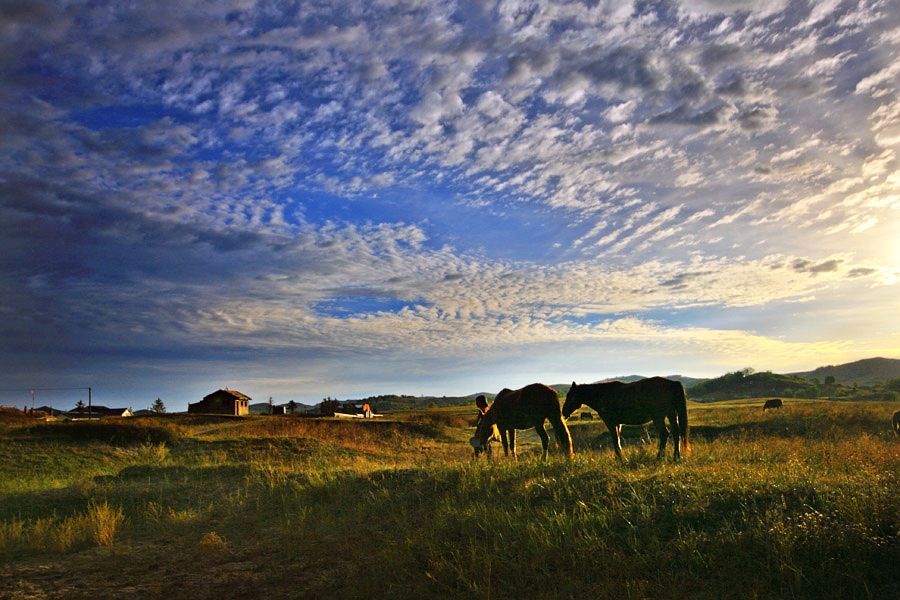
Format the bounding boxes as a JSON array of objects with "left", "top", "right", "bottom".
[
  {"left": 471, "top": 395, "right": 500, "bottom": 456},
  {"left": 470, "top": 419, "right": 500, "bottom": 455},
  {"left": 562, "top": 381, "right": 581, "bottom": 419}
]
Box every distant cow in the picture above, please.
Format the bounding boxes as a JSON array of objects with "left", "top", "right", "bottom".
[
  {"left": 763, "top": 398, "right": 783, "bottom": 411},
  {"left": 893, "top": 409, "right": 900, "bottom": 436}
]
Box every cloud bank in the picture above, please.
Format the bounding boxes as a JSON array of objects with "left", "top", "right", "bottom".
[{"left": 1, "top": 0, "right": 898, "bottom": 407}]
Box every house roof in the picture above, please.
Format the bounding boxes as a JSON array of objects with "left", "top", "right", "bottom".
[
  {"left": 202, "top": 388, "right": 252, "bottom": 402},
  {"left": 60, "top": 406, "right": 133, "bottom": 418}
]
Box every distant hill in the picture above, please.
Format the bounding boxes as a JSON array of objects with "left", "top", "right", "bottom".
[
  {"left": 685, "top": 358, "right": 900, "bottom": 402},
  {"left": 249, "top": 394, "right": 487, "bottom": 414},
  {"left": 249, "top": 401, "right": 317, "bottom": 415},
  {"left": 689, "top": 370, "right": 818, "bottom": 401},
  {"left": 242, "top": 360, "right": 899, "bottom": 414},
  {"left": 789, "top": 357, "right": 900, "bottom": 386},
  {"left": 350, "top": 394, "right": 487, "bottom": 411}
]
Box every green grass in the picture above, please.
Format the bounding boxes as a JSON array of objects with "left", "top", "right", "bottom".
[{"left": 0, "top": 403, "right": 897, "bottom": 599}]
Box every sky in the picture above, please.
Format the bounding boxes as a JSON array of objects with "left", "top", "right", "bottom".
[{"left": 2, "top": 0, "right": 899, "bottom": 412}]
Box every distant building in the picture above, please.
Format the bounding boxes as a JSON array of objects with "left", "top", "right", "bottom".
[
  {"left": 188, "top": 389, "right": 251, "bottom": 416},
  {"left": 61, "top": 406, "right": 133, "bottom": 419}
]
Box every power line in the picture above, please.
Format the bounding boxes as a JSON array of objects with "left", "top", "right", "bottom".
[{"left": 0, "top": 387, "right": 91, "bottom": 392}]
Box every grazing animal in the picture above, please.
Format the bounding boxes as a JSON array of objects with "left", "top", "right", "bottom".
[
  {"left": 563, "top": 377, "right": 689, "bottom": 461},
  {"left": 472, "top": 395, "right": 499, "bottom": 458},
  {"left": 470, "top": 384, "right": 573, "bottom": 460},
  {"left": 893, "top": 409, "right": 900, "bottom": 437},
  {"left": 763, "top": 398, "right": 783, "bottom": 411}
]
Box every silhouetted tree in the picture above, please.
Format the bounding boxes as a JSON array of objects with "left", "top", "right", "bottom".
[
  {"left": 151, "top": 398, "right": 166, "bottom": 414},
  {"left": 320, "top": 398, "right": 340, "bottom": 416}
]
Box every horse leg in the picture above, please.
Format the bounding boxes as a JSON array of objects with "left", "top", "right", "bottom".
[
  {"left": 668, "top": 410, "right": 681, "bottom": 461},
  {"left": 501, "top": 429, "right": 510, "bottom": 457},
  {"left": 508, "top": 429, "right": 518, "bottom": 460},
  {"left": 607, "top": 421, "right": 624, "bottom": 460},
  {"left": 535, "top": 424, "right": 550, "bottom": 460},
  {"left": 653, "top": 418, "right": 668, "bottom": 459}
]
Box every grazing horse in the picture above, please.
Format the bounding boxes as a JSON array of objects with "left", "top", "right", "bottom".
[
  {"left": 563, "top": 377, "right": 689, "bottom": 461},
  {"left": 763, "top": 398, "right": 783, "bottom": 411},
  {"left": 473, "top": 394, "right": 499, "bottom": 457},
  {"left": 470, "top": 384, "right": 573, "bottom": 460},
  {"left": 893, "top": 409, "right": 900, "bottom": 437}
]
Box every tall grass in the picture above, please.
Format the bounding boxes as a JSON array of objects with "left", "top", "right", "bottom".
[
  {"left": 0, "top": 499, "right": 124, "bottom": 554},
  {"left": 0, "top": 403, "right": 897, "bottom": 599},
  {"left": 279, "top": 447, "right": 896, "bottom": 599}
]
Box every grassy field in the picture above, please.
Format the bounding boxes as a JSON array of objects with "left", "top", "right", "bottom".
[{"left": 0, "top": 399, "right": 897, "bottom": 599}]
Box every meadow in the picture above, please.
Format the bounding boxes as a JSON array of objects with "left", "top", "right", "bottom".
[{"left": 0, "top": 399, "right": 897, "bottom": 599}]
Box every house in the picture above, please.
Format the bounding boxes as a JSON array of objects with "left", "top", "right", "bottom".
[
  {"left": 61, "top": 406, "right": 133, "bottom": 419},
  {"left": 188, "top": 389, "right": 251, "bottom": 416},
  {"left": 95, "top": 406, "right": 134, "bottom": 418}
]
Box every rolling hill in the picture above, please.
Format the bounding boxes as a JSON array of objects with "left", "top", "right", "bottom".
[
  {"left": 245, "top": 358, "right": 900, "bottom": 414},
  {"left": 789, "top": 357, "right": 900, "bottom": 386},
  {"left": 688, "top": 370, "right": 818, "bottom": 401}
]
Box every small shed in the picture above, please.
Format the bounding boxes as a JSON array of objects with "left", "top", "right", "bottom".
[{"left": 189, "top": 389, "right": 251, "bottom": 416}]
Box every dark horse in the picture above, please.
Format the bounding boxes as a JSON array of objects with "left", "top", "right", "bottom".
[
  {"left": 893, "top": 409, "right": 900, "bottom": 437},
  {"left": 563, "top": 377, "right": 689, "bottom": 461},
  {"left": 470, "top": 384, "right": 573, "bottom": 460}
]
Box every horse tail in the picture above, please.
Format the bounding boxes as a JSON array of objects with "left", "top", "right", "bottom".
[{"left": 676, "top": 384, "right": 690, "bottom": 457}]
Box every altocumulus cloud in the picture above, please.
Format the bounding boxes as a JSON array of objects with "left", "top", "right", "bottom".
[{"left": 1, "top": 0, "right": 899, "bottom": 406}]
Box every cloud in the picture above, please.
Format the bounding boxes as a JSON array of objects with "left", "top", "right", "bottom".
[
  {"left": 2, "top": 0, "right": 900, "bottom": 403},
  {"left": 675, "top": 0, "right": 790, "bottom": 19},
  {"left": 790, "top": 258, "right": 842, "bottom": 274},
  {"left": 735, "top": 104, "right": 777, "bottom": 131}
]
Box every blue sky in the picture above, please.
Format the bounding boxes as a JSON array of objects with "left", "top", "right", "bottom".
[{"left": 2, "top": 0, "right": 899, "bottom": 412}]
